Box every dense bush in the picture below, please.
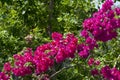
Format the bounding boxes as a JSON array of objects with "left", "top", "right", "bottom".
[
  {"left": 0, "top": 0, "right": 120, "bottom": 80},
  {"left": 0, "top": 0, "right": 96, "bottom": 69}
]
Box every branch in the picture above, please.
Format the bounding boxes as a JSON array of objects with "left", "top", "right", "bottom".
[
  {"left": 50, "top": 65, "right": 74, "bottom": 79},
  {"left": 47, "top": 0, "right": 54, "bottom": 38}
]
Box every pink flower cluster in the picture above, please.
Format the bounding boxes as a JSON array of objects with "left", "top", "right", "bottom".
[
  {"left": 90, "top": 65, "right": 120, "bottom": 80},
  {"left": 82, "top": 0, "right": 120, "bottom": 42},
  {"left": 0, "top": 32, "right": 78, "bottom": 79},
  {"left": 33, "top": 45, "right": 54, "bottom": 75},
  {"left": 88, "top": 58, "right": 100, "bottom": 76},
  {"left": 3, "top": 62, "right": 11, "bottom": 73},
  {"left": 91, "top": 68, "right": 99, "bottom": 76},
  {"left": 54, "top": 33, "right": 78, "bottom": 62},
  {"left": 35, "top": 32, "right": 78, "bottom": 64},
  {"left": 88, "top": 58, "right": 100, "bottom": 66},
  {"left": 0, "top": 72, "right": 9, "bottom": 80},
  {"left": 77, "top": 37, "right": 98, "bottom": 58},
  {"left": 88, "top": 58, "right": 120, "bottom": 80},
  {"left": 11, "top": 48, "right": 33, "bottom": 76},
  {"left": 101, "top": 65, "right": 120, "bottom": 80},
  {"left": 0, "top": 62, "right": 12, "bottom": 80},
  {"left": 78, "top": 0, "right": 120, "bottom": 59}
]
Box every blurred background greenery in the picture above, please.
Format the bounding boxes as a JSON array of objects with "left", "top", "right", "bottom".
[{"left": 0, "top": 0, "right": 96, "bottom": 62}]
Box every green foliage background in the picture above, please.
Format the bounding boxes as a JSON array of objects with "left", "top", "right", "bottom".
[{"left": 0, "top": 0, "right": 95, "bottom": 60}]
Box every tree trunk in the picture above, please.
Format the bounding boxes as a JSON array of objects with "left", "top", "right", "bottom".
[{"left": 47, "top": 0, "right": 54, "bottom": 38}]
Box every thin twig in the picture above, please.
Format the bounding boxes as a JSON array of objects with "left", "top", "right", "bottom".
[{"left": 50, "top": 65, "right": 74, "bottom": 79}]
